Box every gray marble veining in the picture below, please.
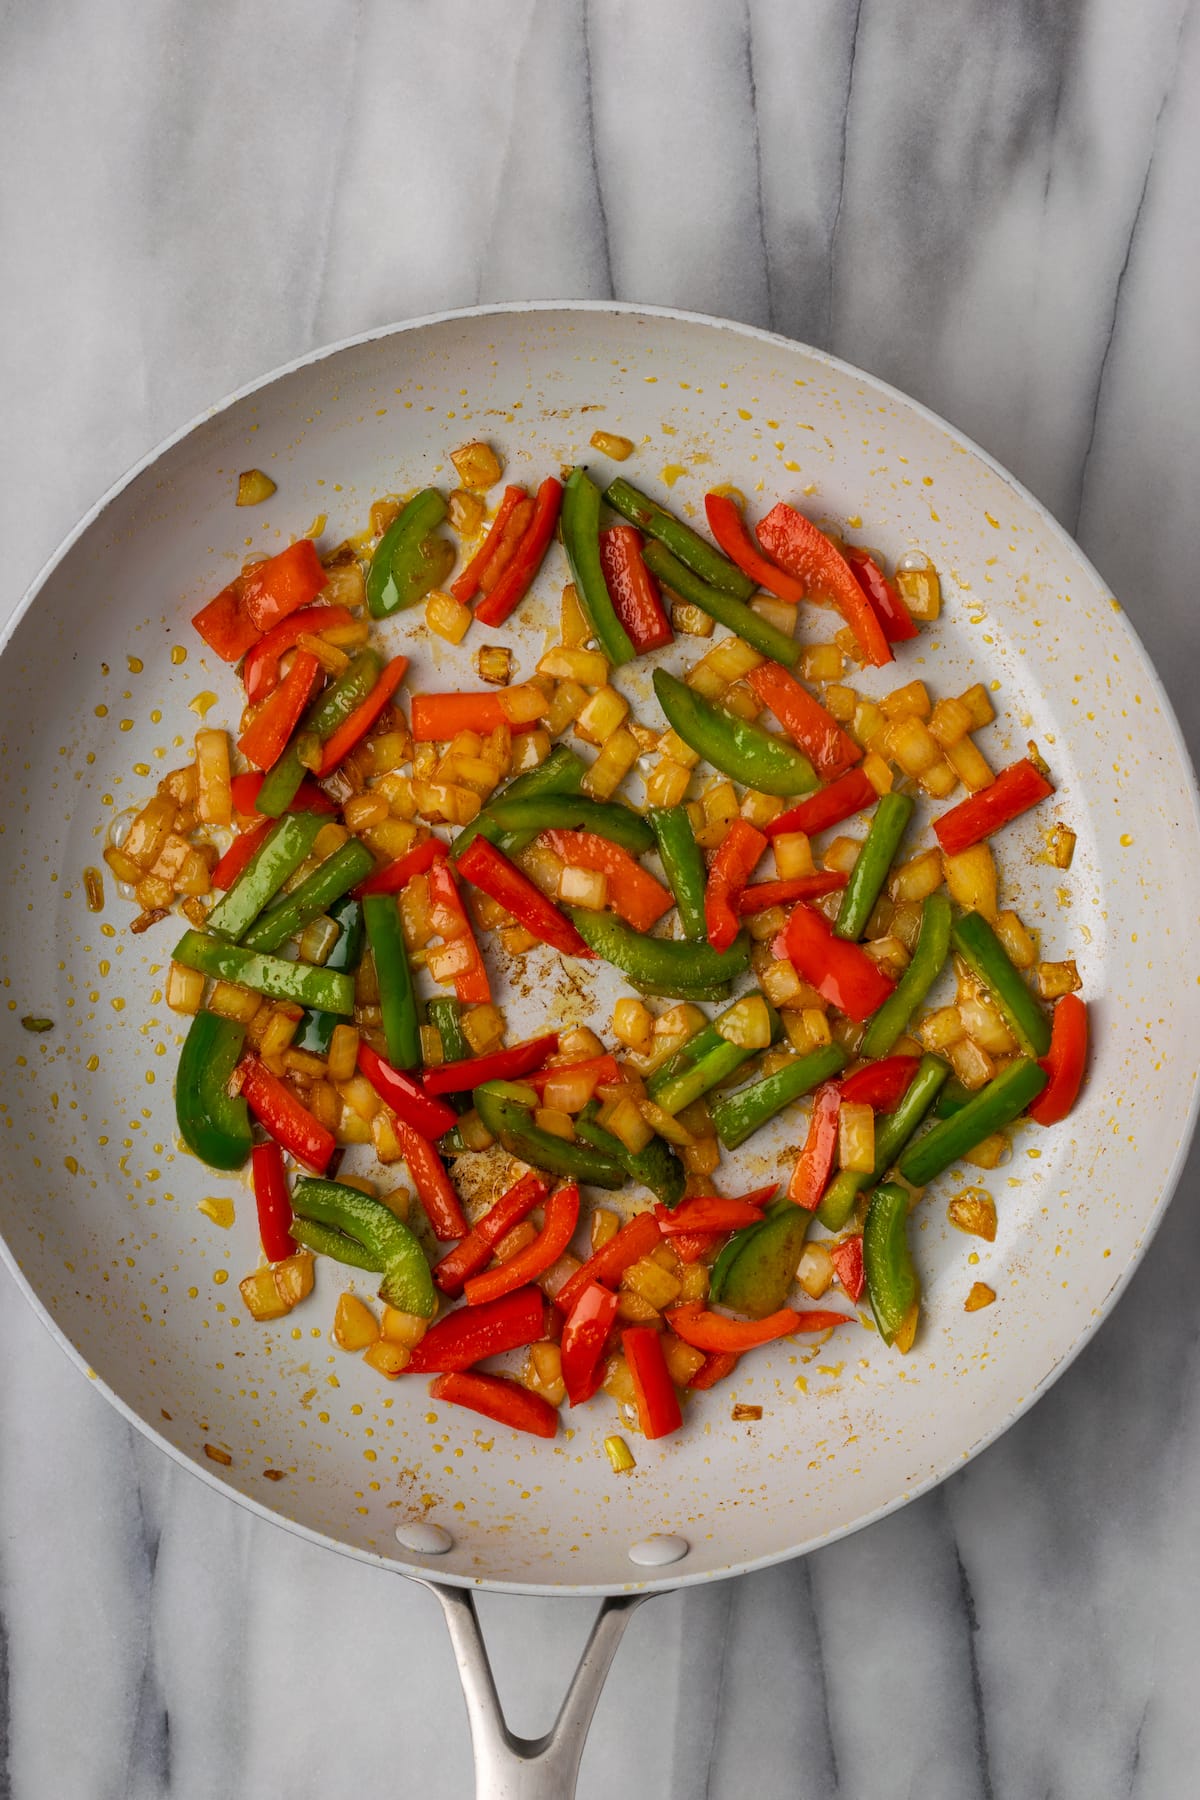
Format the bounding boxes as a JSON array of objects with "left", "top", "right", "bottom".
[{"left": 2, "top": 2, "right": 1199, "bottom": 1795}]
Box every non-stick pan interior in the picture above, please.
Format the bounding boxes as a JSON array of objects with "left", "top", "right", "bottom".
[{"left": 1, "top": 305, "right": 1197, "bottom": 1592}]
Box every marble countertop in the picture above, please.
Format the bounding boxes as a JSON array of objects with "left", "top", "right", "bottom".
[{"left": 3, "top": 3, "right": 1199, "bottom": 1795}]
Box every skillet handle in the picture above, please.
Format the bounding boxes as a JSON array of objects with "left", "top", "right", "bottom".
[{"left": 416, "top": 1579, "right": 649, "bottom": 1799}]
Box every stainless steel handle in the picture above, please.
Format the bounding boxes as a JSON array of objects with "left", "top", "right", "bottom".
[{"left": 417, "top": 1579, "right": 650, "bottom": 1799}]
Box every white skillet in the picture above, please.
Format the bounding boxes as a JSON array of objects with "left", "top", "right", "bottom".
[{"left": 1, "top": 305, "right": 1197, "bottom": 1798}]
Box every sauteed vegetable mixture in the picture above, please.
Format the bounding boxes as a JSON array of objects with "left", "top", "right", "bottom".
[{"left": 103, "top": 438, "right": 1088, "bottom": 1450}]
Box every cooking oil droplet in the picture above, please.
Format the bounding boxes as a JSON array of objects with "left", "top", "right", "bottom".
[
  {"left": 212, "top": 1268, "right": 229, "bottom": 1285},
  {"left": 127, "top": 656, "right": 143, "bottom": 674},
  {"left": 189, "top": 691, "right": 218, "bottom": 719},
  {"left": 94, "top": 704, "right": 108, "bottom": 718},
  {"left": 1119, "top": 832, "right": 1133, "bottom": 847}
]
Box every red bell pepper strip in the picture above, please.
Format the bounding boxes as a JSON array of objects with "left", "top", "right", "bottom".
[
  {"left": 1028, "top": 993, "right": 1088, "bottom": 1127},
  {"left": 357, "top": 1039, "right": 458, "bottom": 1141},
  {"left": 251, "top": 1140, "right": 295, "bottom": 1262},
  {"left": 705, "top": 818, "right": 768, "bottom": 953},
  {"left": 839, "top": 1055, "right": 919, "bottom": 1111},
  {"left": 560, "top": 1281, "right": 620, "bottom": 1406},
  {"left": 410, "top": 691, "right": 540, "bottom": 742},
  {"left": 598, "top": 525, "right": 674, "bottom": 652},
  {"left": 478, "top": 497, "right": 536, "bottom": 596},
  {"left": 424, "top": 1033, "right": 559, "bottom": 1098},
  {"left": 237, "top": 650, "right": 323, "bottom": 771},
  {"left": 239, "top": 539, "right": 328, "bottom": 633},
  {"left": 830, "top": 1234, "right": 866, "bottom": 1303},
  {"left": 688, "top": 1350, "right": 740, "bottom": 1390},
  {"left": 241, "top": 604, "right": 354, "bottom": 703},
  {"left": 451, "top": 485, "right": 527, "bottom": 603},
  {"left": 231, "top": 771, "right": 337, "bottom": 819},
  {"left": 670, "top": 1231, "right": 725, "bottom": 1263},
  {"left": 407, "top": 1286, "right": 547, "bottom": 1373},
  {"left": 654, "top": 1195, "right": 769, "bottom": 1236},
  {"left": 542, "top": 829, "right": 674, "bottom": 935},
  {"left": 765, "top": 768, "right": 879, "bottom": 840},
  {"left": 844, "top": 547, "right": 918, "bottom": 643},
  {"left": 315, "top": 655, "right": 409, "bottom": 778},
  {"left": 238, "top": 1058, "right": 336, "bottom": 1175},
  {"left": 666, "top": 1303, "right": 848, "bottom": 1353},
  {"left": 622, "top": 1326, "right": 683, "bottom": 1439},
  {"left": 464, "top": 1184, "right": 580, "bottom": 1307},
  {"left": 474, "top": 478, "right": 565, "bottom": 627},
  {"left": 934, "top": 759, "right": 1056, "bottom": 857},
  {"left": 703, "top": 493, "right": 807, "bottom": 603},
  {"left": 426, "top": 857, "right": 491, "bottom": 1005},
  {"left": 783, "top": 903, "right": 896, "bottom": 1022},
  {"left": 524, "top": 1053, "right": 622, "bottom": 1097},
  {"left": 554, "top": 1211, "right": 663, "bottom": 1318},
  {"left": 356, "top": 836, "right": 448, "bottom": 898},
  {"left": 192, "top": 582, "right": 262, "bottom": 663},
  {"left": 211, "top": 818, "right": 274, "bottom": 890},
  {"left": 788, "top": 1081, "right": 842, "bottom": 1210},
  {"left": 456, "top": 836, "right": 594, "bottom": 960},
  {"left": 755, "top": 504, "right": 893, "bottom": 667},
  {"left": 429, "top": 1369, "right": 558, "bottom": 1438},
  {"left": 735, "top": 870, "right": 847, "bottom": 916},
  {"left": 393, "top": 1115, "right": 468, "bottom": 1241},
  {"left": 433, "top": 1171, "right": 548, "bottom": 1297},
  {"left": 746, "top": 661, "right": 862, "bottom": 779}
]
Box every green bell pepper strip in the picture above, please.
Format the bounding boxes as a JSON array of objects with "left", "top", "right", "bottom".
[
  {"left": 863, "top": 1182, "right": 919, "bottom": 1346},
  {"left": 708, "top": 1222, "right": 753, "bottom": 1304},
  {"left": 653, "top": 670, "right": 818, "bottom": 798},
  {"left": 206, "top": 812, "right": 325, "bottom": 941},
  {"left": 175, "top": 1011, "right": 252, "bottom": 1170},
  {"left": 256, "top": 650, "right": 383, "bottom": 817},
  {"left": 648, "top": 806, "right": 707, "bottom": 941},
  {"left": 427, "top": 994, "right": 471, "bottom": 1063},
  {"left": 450, "top": 745, "right": 586, "bottom": 864},
  {"left": 362, "top": 894, "right": 420, "bottom": 1071},
  {"left": 561, "top": 468, "right": 636, "bottom": 666},
  {"left": 171, "top": 929, "right": 355, "bottom": 1013},
  {"left": 241, "top": 839, "right": 375, "bottom": 954},
  {"left": 603, "top": 477, "right": 757, "bottom": 600},
  {"left": 425, "top": 996, "right": 472, "bottom": 1118},
  {"left": 289, "top": 1217, "right": 380, "bottom": 1271},
  {"left": 473, "top": 1081, "right": 625, "bottom": 1187},
  {"left": 632, "top": 979, "right": 733, "bottom": 1004},
  {"left": 712, "top": 1199, "right": 810, "bottom": 1319},
  {"left": 563, "top": 902, "right": 752, "bottom": 992},
  {"left": 366, "top": 488, "right": 451, "bottom": 618},
  {"left": 289, "top": 1177, "right": 437, "bottom": 1315},
  {"left": 817, "top": 1052, "right": 949, "bottom": 1231},
  {"left": 934, "top": 1077, "right": 973, "bottom": 1119},
  {"left": 641, "top": 541, "right": 800, "bottom": 667},
  {"left": 711, "top": 1043, "right": 848, "bottom": 1150},
  {"left": 294, "top": 896, "right": 364, "bottom": 1056},
  {"left": 834, "top": 791, "right": 915, "bottom": 941},
  {"left": 860, "top": 892, "right": 952, "bottom": 1060},
  {"left": 485, "top": 794, "right": 655, "bottom": 856},
  {"left": 648, "top": 995, "right": 780, "bottom": 1115},
  {"left": 575, "top": 1105, "right": 686, "bottom": 1208},
  {"left": 898, "top": 1056, "right": 1048, "bottom": 1187},
  {"left": 951, "top": 911, "right": 1052, "bottom": 1058}
]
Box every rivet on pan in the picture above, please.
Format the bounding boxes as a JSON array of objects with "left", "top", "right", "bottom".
[
  {"left": 394, "top": 1521, "right": 453, "bottom": 1555},
  {"left": 627, "top": 1534, "right": 689, "bottom": 1568}
]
